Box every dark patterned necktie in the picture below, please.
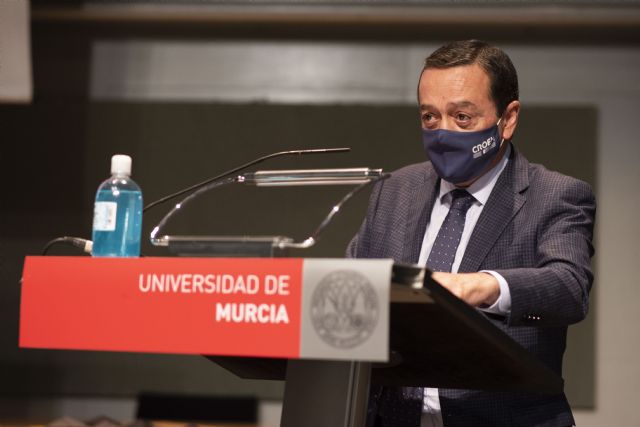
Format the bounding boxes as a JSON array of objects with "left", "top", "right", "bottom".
[
  {"left": 372, "top": 190, "right": 476, "bottom": 426},
  {"left": 426, "top": 189, "right": 476, "bottom": 273},
  {"left": 420, "top": 189, "right": 475, "bottom": 424}
]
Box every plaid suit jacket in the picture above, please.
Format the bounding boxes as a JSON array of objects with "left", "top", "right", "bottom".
[{"left": 347, "top": 146, "right": 596, "bottom": 427}]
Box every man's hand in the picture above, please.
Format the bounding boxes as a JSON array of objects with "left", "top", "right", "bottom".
[{"left": 430, "top": 271, "right": 500, "bottom": 307}]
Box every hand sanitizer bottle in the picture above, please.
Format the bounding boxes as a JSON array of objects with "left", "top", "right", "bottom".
[{"left": 92, "top": 154, "right": 143, "bottom": 257}]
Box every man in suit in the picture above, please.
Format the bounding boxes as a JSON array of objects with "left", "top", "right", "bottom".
[{"left": 347, "top": 40, "right": 596, "bottom": 426}]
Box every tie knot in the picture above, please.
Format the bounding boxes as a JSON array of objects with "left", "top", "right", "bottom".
[{"left": 449, "top": 189, "right": 475, "bottom": 212}]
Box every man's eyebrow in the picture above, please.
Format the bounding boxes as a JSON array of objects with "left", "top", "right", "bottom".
[
  {"left": 447, "top": 101, "right": 479, "bottom": 110},
  {"left": 419, "top": 101, "right": 480, "bottom": 111}
]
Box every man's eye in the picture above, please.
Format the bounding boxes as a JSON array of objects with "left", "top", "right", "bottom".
[
  {"left": 456, "top": 113, "right": 471, "bottom": 121},
  {"left": 422, "top": 113, "right": 435, "bottom": 122}
]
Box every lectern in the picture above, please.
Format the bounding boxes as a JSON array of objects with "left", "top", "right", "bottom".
[{"left": 20, "top": 256, "right": 562, "bottom": 427}]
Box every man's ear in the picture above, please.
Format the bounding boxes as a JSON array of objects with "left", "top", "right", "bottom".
[{"left": 501, "top": 100, "right": 521, "bottom": 141}]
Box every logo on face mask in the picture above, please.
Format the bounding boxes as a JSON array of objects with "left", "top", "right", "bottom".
[{"left": 472, "top": 136, "right": 496, "bottom": 158}]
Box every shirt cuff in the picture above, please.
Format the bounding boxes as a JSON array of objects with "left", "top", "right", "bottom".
[{"left": 478, "top": 270, "right": 511, "bottom": 315}]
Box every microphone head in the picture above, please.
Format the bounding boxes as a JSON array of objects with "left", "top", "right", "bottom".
[{"left": 296, "top": 148, "right": 351, "bottom": 155}]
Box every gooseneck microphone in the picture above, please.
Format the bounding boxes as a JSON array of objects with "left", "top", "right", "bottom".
[
  {"left": 149, "top": 167, "right": 389, "bottom": 251},
  {"left": 143, "top": 148, "right": 351, "bottom": 213}
]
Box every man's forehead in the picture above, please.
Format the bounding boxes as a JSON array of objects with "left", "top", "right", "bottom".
[
  {"left": 418, "top": 64, "right": 493, "bottom": 107},
  {"left": 420, "top": 64, "right": 489, "bottom": 85}
]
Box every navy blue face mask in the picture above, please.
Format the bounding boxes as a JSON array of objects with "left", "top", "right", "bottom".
[{"left": 422, "top": 119, "right": 504, "bottom": 184}]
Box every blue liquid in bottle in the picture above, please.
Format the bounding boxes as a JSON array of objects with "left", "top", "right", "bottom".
[{"left": 92, "top": 155, "right": 143, "bottom": 257}]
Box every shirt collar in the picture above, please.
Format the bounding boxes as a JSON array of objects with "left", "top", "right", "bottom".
[{"left": 438, "top": 144, "right": 512, "bottom": 206}]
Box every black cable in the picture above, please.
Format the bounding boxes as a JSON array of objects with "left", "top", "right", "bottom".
[{"left": 41, "top": 236, "right": 92, "bottom": 255}]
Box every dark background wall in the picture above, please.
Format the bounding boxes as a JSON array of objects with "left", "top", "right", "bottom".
[{"left": 1, "top": 100, "right": 596, "bottom": 405}]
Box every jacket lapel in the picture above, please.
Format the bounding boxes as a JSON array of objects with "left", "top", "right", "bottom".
[
  {"left": 458, "top": 147, "right": 529, "bottom": 273},
  {"left": 402, "top": 165, "right": 439, "bottom": 264}
]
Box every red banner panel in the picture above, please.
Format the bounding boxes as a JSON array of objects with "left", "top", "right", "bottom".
[{"left": 20, "top": 256, "right": 303, "bottom": 358}]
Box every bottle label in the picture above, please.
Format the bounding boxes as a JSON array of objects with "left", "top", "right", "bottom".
[{"left": 93, "top": 202, "right": 117, "bottom": 231}]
